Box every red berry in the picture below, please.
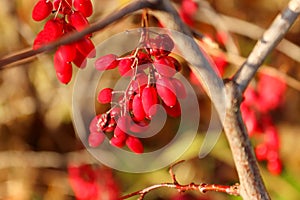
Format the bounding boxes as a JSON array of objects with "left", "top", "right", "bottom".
[
  {"left": 126, "top": 136, "right": 144, "bottom": 154},
  {"left": 32, "top": 0, "right": 53, "bottom": 21},
  {"left": 156, "top": 77, "right": 177, "bottom": 107},
  {"left": 255, "top": 143, "right": 268, "bottom": 161},
  {"left": 154, "top": 56, "right": 176, "bottom": 77},
  {"left": 76, "top": 37, "right": 96, "bottom": 58},
  {"left": 95, "top": 54, "right": 119, "bottom": 71},
  {"left": 88, "top": 131, "right": 105, "bottom": 147},
  {"left": 114, "top": 126, "right": 127, "bottom": 141},
  {"left": 118, "top": 57, "right": 134, "bottom": 77},
  {"left": 89, "top": 115, "right": 99, "bottom": 133},
  {"left": 73, "top": 0, "right": 93, "bottom": 17},
  {"left": 171, "top": 78, "right": 187, "bottom": 99},
  {"left": 163, "top": 100, "right": 181, "bottom": 118},
  {"left": 54, "top": 49, "right": 73, "bottom": 84},
  {"left": 267, "top": 159, "right": 282, "bottom": 175},
  {"left": 57, "top": 44, "right": 76, "bottom": 62},
  {"left": 132, "top": 95, "right": 146, "bottom": 121},
  {"left": 56, "top": 64, "right": 72, "bottom": 84},
  {"left": 97, "top": 88, "right": 113, "bottom": 104},
  {"left": 68, "top": 11, "right": 89, "bottom": 31},
  {"left": 73, "top": 50, "right": 87, "bottom": 68},
  {"left": 33, "top": 19, "right": 64, "bottom": 49},
  {"left": 116, "top": 116, "right": 130, "bottom": 133},
  {"left": 110, "top": 136, "right": 126, "bottom": 148},
  {"left": 142, "top": 86, "right": 158, "bottom": 118}
]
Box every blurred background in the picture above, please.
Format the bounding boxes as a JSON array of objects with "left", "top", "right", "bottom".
[{"left": 0, "top": 0, "right": 300, "bottom": 199}]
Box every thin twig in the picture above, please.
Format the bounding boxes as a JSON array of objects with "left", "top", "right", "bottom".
[
  {"left": 198, "top": 42, "right": 300, "bottom": 91},
  {"left": 196, "top": 8, "right": 300, "bottom": 64},
  {"left": 119, "top": 161, "right": 239, "bottom": 199},
  {"left": 233, "top": 0, "right": 300, "bottom": 92}
]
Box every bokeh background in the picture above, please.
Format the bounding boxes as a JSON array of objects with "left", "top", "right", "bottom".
[{"left": 0, "top": 0, "right": 300, "bottom": 199}]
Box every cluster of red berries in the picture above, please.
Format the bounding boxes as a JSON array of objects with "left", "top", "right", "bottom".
[
  {"left": 68, "top": 164, "right": 120, "bottom": 200},
  {"left": 179, "top": 0, "right": 199, "bottom": 26},
  {"left": 88, "top": 33, "right": 187, "bottom": 154},
  {"left": 32, "top": 0, "right": 95, "bottom": 84},
  {"left": 241, "top": 73, "right": 286, "bottom": 175}
]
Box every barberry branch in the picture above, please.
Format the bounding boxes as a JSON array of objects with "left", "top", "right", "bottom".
[
  {"left": 119, "top": 161, "right": 240, "bottom": 199},
  {"left": 233, "top": 0, "right": 300, "bottom": 93}
]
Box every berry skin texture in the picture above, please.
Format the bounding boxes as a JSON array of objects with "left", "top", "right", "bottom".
[
  {"left": 76, "top": 37, "right": 96, "bottom": 58},
  {"left": 132, "top": 95, "right": 146, "bottom": 122},
  {"left": 97, "top": 88, "right": 113, "bottom": 104},
  {"left": 142, "top": 86, "right": 158, "bottom": 118},
  {"left": 88, "top": 131, "right": 105, "bottom": 147},
  {"left": 57, "top": 44, "right": 76, "bottom": 62},
  {"left": 156, "top": 77, "right": 177, "bottom": 107},
  {"left": 95, "top": 54, "right": 119, "bottom": 71},
  {"left": 32, "top": 0, "right": 53, "bottom": 21},
  {"left": 73, "top": 0, "right": 93, "bottom": 17},
  {"left": 126, "top": 136, "right": 144, "bottom": 154},
  {"left": 118, "top": 57, "right": 134, "bottom": 77},
  {"left": 68, "top": 11, "right": 89, "bottom": 31},
  {"left": 56, "top": 65, "right": 72, "bottom": 84}
]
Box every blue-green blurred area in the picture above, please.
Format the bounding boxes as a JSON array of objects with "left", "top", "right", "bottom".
[{"left": 0, "top": 0, "right": 300, "bottom": 199}]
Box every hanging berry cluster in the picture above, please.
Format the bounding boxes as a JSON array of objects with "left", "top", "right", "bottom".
[
  {"left": 88, "top": 33, "right": 187, "bottom": 154},
  {"left": 32, "top": 0, "right": 95, "bottom": 84},
  {"left": 241, "top": 73, "right": 286, "bottom": 175}
]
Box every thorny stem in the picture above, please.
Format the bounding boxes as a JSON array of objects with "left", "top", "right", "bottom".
[{"left": 119, "top": 161, "right": 240, "bottom": 199}]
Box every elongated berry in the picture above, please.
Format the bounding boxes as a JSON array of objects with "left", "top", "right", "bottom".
[
  {"left": 132, "top": 95, "right": 146, "bottom": 121},
  {"left": 156, "top": 77, "right": 177, "bottom": 107},
  {"left": 73, "top": 50, "right": 87, "bottom": 68},
  {"left": 116, "top": 116, "right": 130, "bottom": 133},
  {"left": 154, "top": 56, "right": 176, "bottom": 77},
  {"left": 95, "top": 54, "right": 119, "bottom": 71},
  {"left": 97, "top": 88, "right": 113, "bottom": 104},
  {"left": 142, "top": 86, "right": 158, "bottom": 118},
  {"left": 56, "top": 64, "right": 72, "bottom": 84},
  {"left": 171, "top": 78, "right": 187, "bottom": 99},
  {"left": 118, "top": 57, "right": 134, "bottom": 77},
  {"left": 54, "top": 49, "right": 69, "bottom": 73},
  {"left": 76, "top": 37, "right": 96, "bottom": 58},
  {"left": 32, "top": 0, "right": 53, "bottom": 21},
  {"left": 114, "top": 126, "right": 127, "bottom": 141},
  {"left": 33, "top": 19, "right": 63, "bottom": 49},
  {"left": 110, "top": 126, "right": 127, "bottom": 148},
  {"left": 126, "top": 136, "right": 144, "bottom": 154},
  {"left": 74, "top": 0, "right": 93, "bottom": 17},
  {"left": 110, "top": 136, "right": 126, "bottom": 148},
  {"left": 89, "top": 115, "right": 99, "bottom": 133},
  {"left": 88, "top": 131, "right": 105, "bottom": 147},
  {"left": 68, "top": 11, "right": 89, "bottom": 31},
  {"left": 57, "top": 44, "right": 76, "bottom": 62}
]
